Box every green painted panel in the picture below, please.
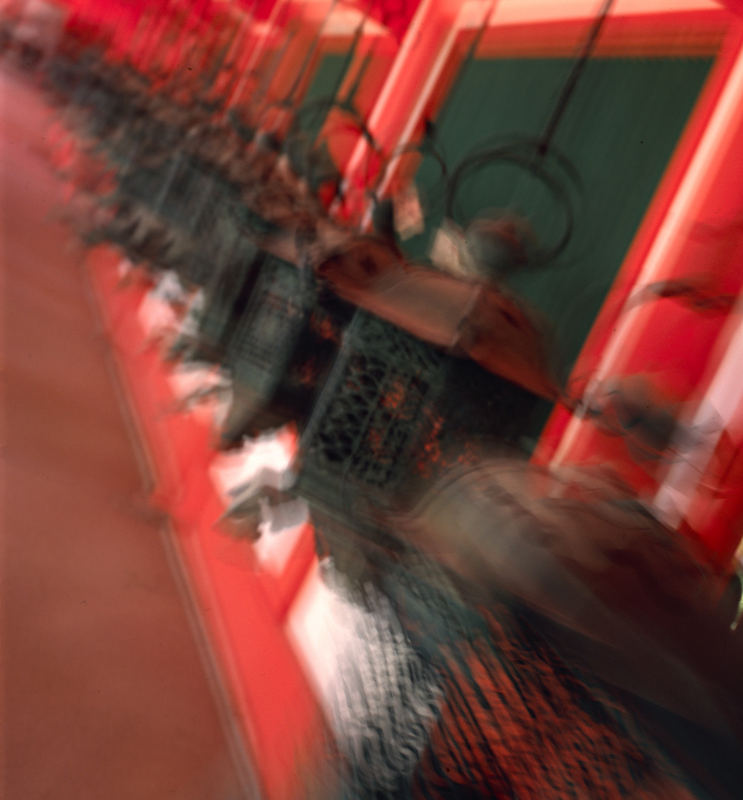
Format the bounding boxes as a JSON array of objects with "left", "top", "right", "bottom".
[
  {"left": 414, "top": 56, "right": 712, "bottom": 379},
  {"left": 297, "top": 53, "right": 350, "bottom": 140}
]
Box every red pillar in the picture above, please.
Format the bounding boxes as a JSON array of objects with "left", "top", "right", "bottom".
[
  {"left": 340, "top": 0, "right": 465, "bottom": 222},
  {"left": 534, "top": 22, "right": 743, "bottom": 567}
]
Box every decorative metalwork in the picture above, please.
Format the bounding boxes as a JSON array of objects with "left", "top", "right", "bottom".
[
  {"left": 225, "top": 255, "right": 308, "bottom": 400},
  {"left": 298, "top": 311, "right": 446, "bottom": 510}
]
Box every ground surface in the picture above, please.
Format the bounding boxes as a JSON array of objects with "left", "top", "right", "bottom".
[{"left": 1, "top": 66, "right": 254, "bottom": 800}]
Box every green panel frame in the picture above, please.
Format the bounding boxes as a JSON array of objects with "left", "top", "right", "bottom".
[{"left": 415, "top": 56, "right": 712, "bottom": 375}]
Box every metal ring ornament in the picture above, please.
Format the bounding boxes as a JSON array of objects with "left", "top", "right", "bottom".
[
  {"left": 445, "top": 138, "right": 581, "bottom": 268},
  {"left": 367, "top": 138, "right": 449, "bottom": 212},
  {"left": 283, "top": 95, "right": 382, "bottom": 189}
]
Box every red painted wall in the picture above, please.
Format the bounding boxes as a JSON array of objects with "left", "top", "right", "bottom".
[{"left": 240, "top": 0, "right": 421, "bottom": 39}]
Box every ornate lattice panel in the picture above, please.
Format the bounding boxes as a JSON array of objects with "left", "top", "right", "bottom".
[
  {"left": 225, "top": 256, "right": 307, "bottom": 399},
  {"left": 297, "top": 311, "right": 446, "bottom": 516}
]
